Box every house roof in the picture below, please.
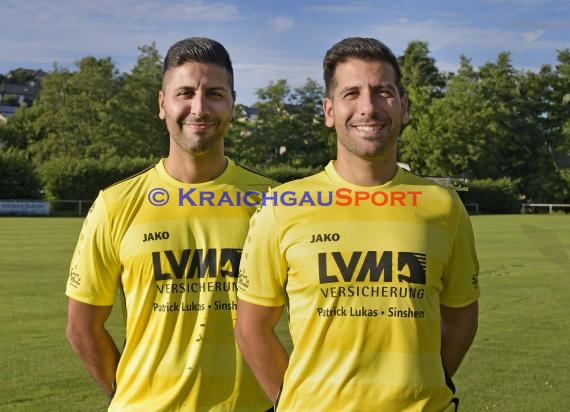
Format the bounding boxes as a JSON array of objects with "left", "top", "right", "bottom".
[
  {"left": 0, "top": 104, "right": 18, "bottom": 117},
  {"left": 0, "top": 83, "right": 39, "bottom": 98}
]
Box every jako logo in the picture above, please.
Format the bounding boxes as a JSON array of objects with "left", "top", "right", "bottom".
[
  {"left": 310, "top": 233, "right": 340, "bottom": 243},
  {"left": 143, "top": 231, "right": 170, "bottom": 242}
]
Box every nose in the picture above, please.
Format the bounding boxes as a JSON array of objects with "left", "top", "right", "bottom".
[
  {"left": 358, "top": 90, "right": 376, "bottom": 116},
  {"left": 191, "top": 92, "right": 208, "bottom": 116}
]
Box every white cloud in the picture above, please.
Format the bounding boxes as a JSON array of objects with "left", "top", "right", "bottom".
[
  {"left": 273, "top": 16, "right": 294, "bottom": 32},
  {"left": 484, "top": 0, "right": 553, "bottom": 5},
  {"left": 303, "top": 4, "right": 375, "bottom": 13},
  {"left": 1, "top": 0, "right": 240, "bottom": 25},
  {"left": 233, "top": 60, "right": 322, "bottom": 104},
  {"left": 0, "top": 0, "right": 242, "bottom": 73},
  {"left": 152, "top": 2, "right": 240, "bottom": 22},
  {"left": 368, "top": 20, "right": 564, "bottom": 56},
  {"left": 523, "top": 29, "right": 546, "bottom": 45}
]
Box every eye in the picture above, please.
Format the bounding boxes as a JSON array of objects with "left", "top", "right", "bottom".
[
  {"left": 342, "top": 90, "right": 358, "bottom": 99},
  {"left": 207, "top": 90, "right": 226, "bottom": 99},
  {"left": 378, "top": 89, "right": 394, "bottom": 98},
  {"left": 177, "top": 89, "right": 195, "bottom": 98}
]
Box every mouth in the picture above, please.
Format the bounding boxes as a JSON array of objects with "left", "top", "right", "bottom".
[
  {"left": 352, "top": 124, "right": 383, "bottom": 132},
  {"left": 182, "top": 121, "right": 214, "bottom": 131},
  {"left": 351, "top": 122, "right": 387, "bottom": 135}
]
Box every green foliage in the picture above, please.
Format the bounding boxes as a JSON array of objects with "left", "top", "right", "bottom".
[
  {"left": 404, "top": 56, "right": 491, "bottom": 177},
  {"left": 39, "top": 156, "right": 155, "bottom": 201},
  {"left": 460, "top": 177, "right": 521, "bottom": 214},
  {"left": 26, "top": 58, "right": 123, "bottom": 162},
  {"left": 1, "top": 42, "right": 569, "bottom": 204},
  {"left": 115, "top": 43, "right": 169, "bottom": 157},
  {"left": 398, "top": 42, "right": 446, "bottom": 174},
  {"left": 19, "top": 47, "right": 168, "bottom": 164},
  {"left": 260, "top": 165, "right": 321, "bottom": 183},
  {"left": 226, "top": 79, "right": 334, "bottom": 169},
  {"left": 5, "top": 68, "right": 37, "bottom": 84},
  {"left": 1, "top": 94, "right": 19, "bottom": 106},
  {"left": 0, "top": 104, "right": 44, "bottom": 151},
  {"left": 0, "top": 148, "right": 43, "bottom": 199},
  {"left": 399, "top": 40, "right": 445, "bottom": 97}
]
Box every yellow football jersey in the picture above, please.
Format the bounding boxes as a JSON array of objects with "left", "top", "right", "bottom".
[
  {"left": 238, "top": 161, "right": 479, "bottom": 411},
  {"left": 67, "top": 159, "right": 274, "bottom": 411}
]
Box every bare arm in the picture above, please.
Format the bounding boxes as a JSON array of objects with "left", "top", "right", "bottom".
[
  {"left": 66, "top": 298, "right": 121, "bottom": 397},
  {"left": 440, "top": 301, "right": 478, "bottom": 377},
  {"left": 235, "top": 299, "right": 289, "bottom": 402}
]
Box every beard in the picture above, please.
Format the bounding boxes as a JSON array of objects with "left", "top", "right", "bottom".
[
  {"left": 337, "top": 119, "right": 399, "bottom": 160},
  {"left": 168, "top": 114, "right": 230, "bottom": 156}
]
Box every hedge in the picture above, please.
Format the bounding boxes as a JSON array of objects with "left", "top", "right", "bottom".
[
  {"left": 0, "top": 149, "right": 43, "bottom": 199},
  {"left": 459, "top": 177, "right": 521, "bottom": 214},
  {"left": 39, "top": 156, "right": 156, "bottom": 201}
]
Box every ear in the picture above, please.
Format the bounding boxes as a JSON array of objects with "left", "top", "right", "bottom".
[
  {"left": 401, "top": 94, "right": 409, "bottom": 125},
  {"left": 158, "top": 90, "right": 165, "bottom": 120},
  {"left": 323, "top": 97, "right": 335, "bottom": 128},
  {"left": 231, "top": 91, "right": 236, "bottom": 120}
]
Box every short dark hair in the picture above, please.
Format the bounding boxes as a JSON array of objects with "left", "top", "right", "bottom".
[
  {"left": 323, "top": 37, "right": 404, "bottom": 98},
  {"left": 162, "top": 37, "right": 234, "bottom": 91}
]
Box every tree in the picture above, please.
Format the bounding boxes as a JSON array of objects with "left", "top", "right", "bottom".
[
  {"left": 398, "top": 41, "right": 447, "bottom": 174},
  {"left": 554, "top": 50, "right": 570, "bottom": 152},
  {"left": 417, "top": 55, "right": 492, "bottom": 177},
  {"left": 398, "top": 40, "right": 445, "bottom": 98},
  {"left": 116, "top": 43, "right": 168, "bottom": 158},
  {"left": 0, "top": 148, "right": 42, "bottom": 199},
  {"left": 287, "top": 79, "right": 334, "bottom": 167},
  {"left": 227, "top": 79, "right": 332, "bottom": 169},
  {"left": 5, "top": 68, "right": 37, "bottom": 85},
  {"left": 0, "top": 105, "right": 39, "bottom": 150},
  {"left": 225, "top": 103, "right": 255, "bottom": 164},
  {"left": 27, "top": 57, "right": 123, "bottom": 162}
]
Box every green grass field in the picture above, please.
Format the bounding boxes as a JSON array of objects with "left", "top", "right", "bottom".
[{"left": 0, "top": 215, "right": 569, "bottom": 411}]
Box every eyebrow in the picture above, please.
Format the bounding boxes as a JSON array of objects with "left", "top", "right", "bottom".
[
  {"left": 174, "top": 85, "right": 229, "bottom": 93},
  {"left": 337, "top": 82, "right": 398, "bottom": 95}
]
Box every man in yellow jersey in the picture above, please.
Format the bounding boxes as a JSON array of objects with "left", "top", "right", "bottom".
[
  {"left": 235, "top": 37, "right": 479, "bottom": 412},
  {"left": 66, "top": 37, "right": 274, "bottom": 411}
]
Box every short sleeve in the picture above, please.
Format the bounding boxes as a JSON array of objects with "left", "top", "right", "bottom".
[
  {"left": 66, "top": 192, "right": 122, "bottom": 306},
  {"left": 440, "top": 201, "right": 480, "bottom": 308},
  {"left": 237, "top": 199, "right": 288, "bottom": 307}
]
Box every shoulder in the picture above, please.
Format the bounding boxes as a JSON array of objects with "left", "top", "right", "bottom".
[
  {"left": 399, "top": 169, "right": 460, "bottom": 201},
  {"left": 100, "top": 163, "right": 156, "bottom": 199},
  {"left": 268, "top": 170, "right": 327, "bottom": 192},
  {"left": 102, "top": 164, "right": 156, "bottom": 193},
  {"left": 229, "top": 161, "right": 278, "bottom": 191}
]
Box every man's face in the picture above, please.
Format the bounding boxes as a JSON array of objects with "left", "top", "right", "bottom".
[
  {"left": 324, "top": 58, "right": 408, "bottom": 161},
  {"left": 159, "top": 61, "right": 234, "bottom": 157}
]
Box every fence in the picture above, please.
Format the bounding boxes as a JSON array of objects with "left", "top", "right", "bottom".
[
  {"left": 464, "top": 203, "right": 480, "bottom": 214},
  {"left": 50, "top": 200, "right": 94, "bottom": 216},
  {"left": 521, "top": 203, "right": 570, "bottom": 214}
]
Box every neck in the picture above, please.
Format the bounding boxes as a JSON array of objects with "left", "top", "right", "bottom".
[
  {"left": 334, "top": 150, "right": 398, "bottom": 186},
  {"left": 164, "top": 149, "right": 227, "bottom": 184}
]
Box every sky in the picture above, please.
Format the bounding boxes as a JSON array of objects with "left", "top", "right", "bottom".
[{"left": 1, "top": 0, "right": 569, "bottom": 105}]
